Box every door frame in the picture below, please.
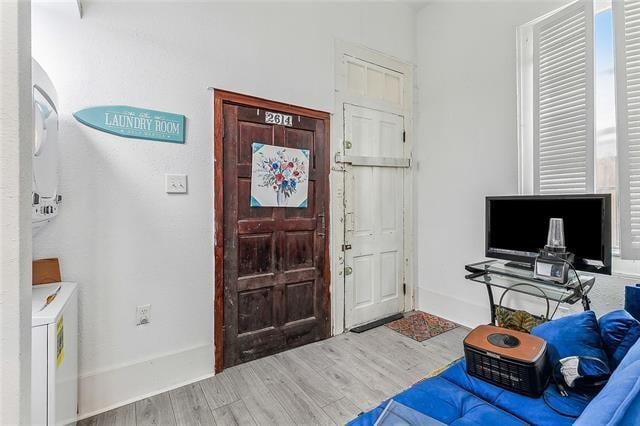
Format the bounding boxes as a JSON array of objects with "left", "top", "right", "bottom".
[
  {"left": 332, "top": 41, "right": 415, "bottom": 334},
  {"left": 213, "top": 89, "right": 331, "bottom": 373}
]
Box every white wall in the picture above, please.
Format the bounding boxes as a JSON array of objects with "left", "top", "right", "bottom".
[
  {"left": 31, "top": 1, "right": 416, "bottom": 417},
  {"left": 0, "top": 1, "right": 32, "bottom": 424},
  {"left": 414, "top": 1, "right": 637, "bottom": 327}
]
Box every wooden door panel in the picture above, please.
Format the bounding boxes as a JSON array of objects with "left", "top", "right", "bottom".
[
  {"left": 285, "top": 281, "right": 315, "bottom": 322},
  {"left": 285, "top": 231, "right": 315, "bottom": 270},
  {"left": 237, "top": 288, "right": 274, "bottom": 334},
  {"left": 284, "top": 320, "right": 318, "bottom": 346},
  {"left": 221, "top": 98, "right": 329, "bottom": 368},
  {"left": 237, "top": 234, "right": 274, "bottom": 277},
  {"left": 285, "top": 128, "right": 316, "bottom": 170},
  {"left": 238, "top": 122, "right": 273, "bottom": 165},
  {"left": 237, "top": 328, "right": 283, "bottom": 359}
]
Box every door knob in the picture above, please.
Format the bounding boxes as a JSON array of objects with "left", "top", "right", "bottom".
[{"left": 345, "top": 266, "right": 353, "bottom": 276}]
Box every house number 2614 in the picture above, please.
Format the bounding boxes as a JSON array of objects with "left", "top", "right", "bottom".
[{"left": 265, "top": 111, "right": 293, "bottom": 127}]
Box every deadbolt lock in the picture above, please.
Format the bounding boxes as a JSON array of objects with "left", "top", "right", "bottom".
[
  {"left": 344, "top": 140, "right": 352, "bottom": 149},
  {"left": 345, "top": 266, "right": 353, "bottom": 276}
]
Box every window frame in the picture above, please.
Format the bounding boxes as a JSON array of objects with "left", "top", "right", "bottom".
[{"left": 517, "top": 0, "right": 640, "bottom": 274}]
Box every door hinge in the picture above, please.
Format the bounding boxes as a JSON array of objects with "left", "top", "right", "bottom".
[
  {"left": 341, "top": 244, "right": 352, "bottom": 251},
  {"left": 402, "top": 130, "right": 406, "bottom": 143},
  {"left": 403, "top": 283, "right": 407, "bottom": 295}
]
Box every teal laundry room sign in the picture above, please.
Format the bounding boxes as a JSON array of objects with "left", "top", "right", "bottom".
[{"left": 73, "top": 106, "right": 185, "bottom": 143}]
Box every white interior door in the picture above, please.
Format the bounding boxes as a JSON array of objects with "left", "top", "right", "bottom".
[{"left": 343, "top": 104, "right": 406, "bottom": 328}]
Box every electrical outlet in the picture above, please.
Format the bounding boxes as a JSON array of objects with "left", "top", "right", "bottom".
[
  {"left": 136, "top": 304, "right": 151, "bottom": 326},
  {"left": 165, "top": 174, "right": 187, "bottom": 194}
]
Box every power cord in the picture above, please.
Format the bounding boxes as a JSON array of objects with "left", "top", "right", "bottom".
[
  {"left": 539, "top": 254, "right": 588, "bottom": 318},
  {"left": 542, "top": 356, "right": 609, "bottom": 417},
  {"left": 559, "top": 257, "right": 590, "bottom": 311},
  {"left": 542, "top": 386, "right": 588, "bottom": 418},
  {"left": 549, "top": 297, "right": 563, "bottom": 320},
  {"left": 547, "top": 265, "right": 578, "bottom": 320}
]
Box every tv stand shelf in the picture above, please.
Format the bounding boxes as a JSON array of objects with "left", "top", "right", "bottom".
[
  {"left": 504, "top": 261, "right": 534, "bottom": 271},
  {"left": 465, "top": 259, "right": 595, "bottom": 325}
]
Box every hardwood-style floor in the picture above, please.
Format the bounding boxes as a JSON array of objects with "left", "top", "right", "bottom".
[{"left": 79, "top": 325, "right": 468, "bottom": 426}]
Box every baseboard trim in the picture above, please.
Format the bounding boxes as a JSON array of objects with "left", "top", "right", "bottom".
[
  {"left": 417, "top": 289, "right": 490, "bottom": 328},
  {"left": 77, "top": 343, "right": 213, "bottom": 419}
]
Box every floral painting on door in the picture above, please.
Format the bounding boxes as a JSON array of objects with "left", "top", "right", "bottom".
[{"left": 250, "top": 143, "right": 309, "bottom": 208}]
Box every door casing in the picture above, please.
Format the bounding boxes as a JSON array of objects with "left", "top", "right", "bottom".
[{"left": 213, "top": 89, "right": 331, "bottom": 373}]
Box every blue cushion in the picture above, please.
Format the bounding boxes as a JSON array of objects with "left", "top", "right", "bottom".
[
  {"left": 600, "top": 310, "right": 640, "bottom": 369},
  {"left": 532, "top": 311, "right": 609, "bottom": 369},
  {"left": 347, "top": 375, "right": 527, "bottom": 426},
  {"left": 440, "top": 360, "right": 580, "bottom": 425},
  {"left": 617, "top": 328, "right": 640, "bottom": 373},
  {"left": 574, "top": 359, "right": 640, "bottom": 426},
  {"left": 625, "top": 284, "right": 640, "bottom": 322}
]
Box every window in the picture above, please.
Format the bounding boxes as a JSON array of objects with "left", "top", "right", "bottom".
[
  {"left": 613, "top": 0, "right": 640, "bottom": 260},
  {"left": 518, "top": 0, "right": 637, "bottom": 262},
  {"left": 595, "top": 8, "right": 619, "bottom": 249},
  {"left": 518, "top": 0, "right": 595, "bottom": 196}
]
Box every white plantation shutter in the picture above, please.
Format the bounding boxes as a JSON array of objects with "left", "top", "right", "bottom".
[
  {"left": 533, "top": 0, "right": 594, "bottom": 194},
  {"left": 615, "top": 0, "right": 640, "bottom": 259}
]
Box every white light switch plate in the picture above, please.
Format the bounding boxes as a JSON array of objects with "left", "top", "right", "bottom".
[{"left": 165, "top": 174, "right": 187, "bottom": 194}]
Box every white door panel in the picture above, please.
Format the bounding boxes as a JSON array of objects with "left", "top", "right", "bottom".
[
  {"left": 344, "top": 104, "right": 405, "bottom": 328},
  {"left": 344, "top": 56, "right": 404, "bottom": 109}
]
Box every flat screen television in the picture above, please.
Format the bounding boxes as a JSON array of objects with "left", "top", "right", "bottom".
[{"left": 486, "top": 194, "right": 612, "bottom": 275}]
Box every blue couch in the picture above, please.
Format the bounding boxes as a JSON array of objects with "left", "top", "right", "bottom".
[{"left": 348, "top": 310, "right": 640, "bottom": 425}]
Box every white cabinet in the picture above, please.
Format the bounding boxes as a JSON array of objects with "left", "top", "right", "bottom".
[{"left": 31, "top": 282, "right": 78, "bottom": 426}]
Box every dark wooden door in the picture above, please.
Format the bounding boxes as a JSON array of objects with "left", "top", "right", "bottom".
[{"left": 221, "top": 101, "right": 330, "bottom": 368}]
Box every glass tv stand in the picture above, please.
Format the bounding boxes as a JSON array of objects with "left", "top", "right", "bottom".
[{"left": 465, "top": 259, "right": 595, "bottom": 325}]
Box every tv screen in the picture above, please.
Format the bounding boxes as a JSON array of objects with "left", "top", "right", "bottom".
[{"left": 486, "top": 195, "right": 612, "bottom": 274}]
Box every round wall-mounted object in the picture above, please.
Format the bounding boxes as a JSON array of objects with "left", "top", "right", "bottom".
[
  {"left": 33, "top": 85, "right": 59, "bottom": 199},
  {"left": 32, "top": 59, "right": 61, "bottom": 231}
]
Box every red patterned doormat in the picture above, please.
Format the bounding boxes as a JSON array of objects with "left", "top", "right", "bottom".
[{"left": 385, "top": 311, "right": 459, "bottom": 342}]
